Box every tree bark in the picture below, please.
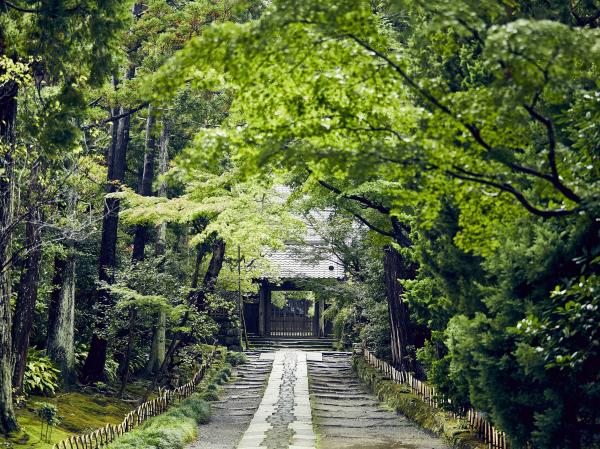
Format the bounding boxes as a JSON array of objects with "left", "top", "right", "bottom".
[
  {"left": 0, "top": 70, "right": 19, "bottom": 433},
  {"left": 383, "top": 244, "right": 421, "bottom": 374},
  {"left": 196, "top": 239, "right": 226, "bottom": 309},
  {"left": 46, "top": 248, "right": 76, "bottom": 385},
  {"left": 154, "top": 120, "right": 169, "bottom": 257},
  {"left": 11, "top": 166, "right": 43, "bottom": 390},
  {"left": 81, "top": 65, "right": 135, "bottom": 384},
  {"left": 145, "top": 310, "right": 165, "bottom": 375},
  {"left": 132, "top": 105, "right": 156, "bottom": 261},
  {"left": 118, "top": 309, "right": 136, "bottom": 397},
  {"left": 145, "top": 118, "right": 167, "bottom": 375}
]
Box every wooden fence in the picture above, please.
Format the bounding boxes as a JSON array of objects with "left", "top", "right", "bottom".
[
  {"left": 361, "top": 346, "right": 509, "bottom": 449},
  {"left": 52, "top": 347, "right": 220, "bottom": 449}
]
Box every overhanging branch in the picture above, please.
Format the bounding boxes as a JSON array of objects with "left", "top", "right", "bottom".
[
  {"left": 447, "top": 167, "right": 576, "bottom": 218},
  {"left": 315, "top": 177, "right": 391, "bottom": 215}
]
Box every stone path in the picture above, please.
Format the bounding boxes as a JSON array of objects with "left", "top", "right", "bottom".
[
  {"left": 189, "top": 352, "right": 273, "bottom": 449},
  {"left": 308, "top": 352, "right": 449, "bottom": 449},
  {"left": 191, "top": 350, "right": 449, "bottom": 449},
  {"left": 237, "top": 351, "right": 317, "bottom": 449}
]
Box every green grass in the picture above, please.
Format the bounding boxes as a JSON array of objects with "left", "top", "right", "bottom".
[
  {"left": 104, "top": 395, "right": 211, "bottom": 449},
  {"left": 352, "top": 356, "right": 486, "bottom": 449}
]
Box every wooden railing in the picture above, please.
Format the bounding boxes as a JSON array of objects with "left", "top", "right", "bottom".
[
  {"left": 361, "top": 346, "right": 509, "bottom": 449},
  {"left": 52, "top": 346, "right": 220, "bottom": 449}
]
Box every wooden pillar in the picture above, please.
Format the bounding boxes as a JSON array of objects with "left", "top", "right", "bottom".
[
  {"left": 258, "top": 283, "right": 265, "bottom": 336},
  {"left": 318, "top": 298, "right": 325, "bottom": 337},
  {"left": 312, "top": 299, "right": 320, "bottom": 337},
  {"left": 264, "top": 287, "right": 271, "bottom": 336}
]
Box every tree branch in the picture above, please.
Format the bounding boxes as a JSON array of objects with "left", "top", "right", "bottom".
[
  {"left": 81, "top": 102, "right": 148, "bottom": 130},
  {"left": 345, "top": 33, "right": 583, "bottom": 206},
  {"left": 522, "top": 103, "right": 581, "bottom": 203},
  {"left": 447, "top": 168, "right": 576, "bottom": 218},
  {"left": 2, "top": 0, "right": 39, "bottom": 13},
  {"left": 346, "top": 33, "right": 453, "bottom": 117},
  {"left": 315, "top": 176, "right": 391, "bottom": 215},
  {"left": 348, "top": 210, "right": 395, "bottom": 238}
]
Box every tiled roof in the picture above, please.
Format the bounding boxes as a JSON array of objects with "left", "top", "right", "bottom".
[
  {"left": 267, "top": 186, "right": 344, "bottom": 280},
  {"left": 269, "top": 246, "right": 345, "bottom": 279},
  {"left": 268, "top": 218, "right": 345, "bottom": 279}
]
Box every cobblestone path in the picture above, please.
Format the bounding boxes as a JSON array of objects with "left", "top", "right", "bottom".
[{"left": 237, "top": 350, "right": 316, "bottom": 449}]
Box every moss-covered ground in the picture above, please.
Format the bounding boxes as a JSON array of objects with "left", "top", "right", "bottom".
[
  {"left": 106, "top": 350, "right": 231, "bottom": 449},
  {"left": 2, "top": 347, "right": 230, "bottom": 449},
  {"left": 3, "top": 391, "right": 134, "bottom": 449},
  {"left": 352, "top": 356, "right": 486, "bottom": 449}
]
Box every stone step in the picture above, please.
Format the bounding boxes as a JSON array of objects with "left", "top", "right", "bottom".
[{"left": 309, "top": 352, "right": 449, "bottom": 449}]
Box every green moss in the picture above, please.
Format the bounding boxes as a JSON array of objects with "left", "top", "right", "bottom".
[
  {"left": 352, "top": 356, "right": 486, "bottom": 449},
  {"left": 106, "top": 395, "right": 210, "bottom": 449},
  {"left": 106, "top": 350, "right": 231, "bottom": 449},
  {"left": 2, "top": 349, "right": 230, "bottom": 449},
  {"left": 1, "top": 392, "right": 133, "bottom": 449}
]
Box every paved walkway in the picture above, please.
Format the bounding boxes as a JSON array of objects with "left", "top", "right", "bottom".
[
  {"left": 237, "top": 350, "right": 317, "bottom": 449},
  {"left": 191, "top": 349, "right": 448, "bottom": 449},
  {"left": 189, "top": 352, "right": 273, "bottom": 449},
  {"left": 308, "top": 352, "right": 449, "bottom": 449}
]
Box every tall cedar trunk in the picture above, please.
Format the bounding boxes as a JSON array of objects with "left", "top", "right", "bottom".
[
  {"left": 118, "top": 309, "right": 136, "bottom": 397},
  {"left": 132, "top": 105, "right": 156, "bottom": 261},
  {"left": 146, "top": 120, "right": 168, "bottom": 375},
  {"left": 46, "top": 248, "right": 76, "bottom": 385},
  {"left": 81, "top": 64, "right": 136, "bottom": 384},
  {"left": 383, "top": 244, "right": 419, "bottom": 374},
  {"left": 46, "top": 188, "right": 77, "bottom": 385},
  {"left": 122, "top": 105, "right": 156, "bottom": 385},
  {"left": 0, "top": 58, "right": 19, "bottom": 433},
  {"left": 11, "top": 164, "right": 43, "bottom": 389},
  {"left": 196, "top": 239, "right": 226, "bottom": 310}
]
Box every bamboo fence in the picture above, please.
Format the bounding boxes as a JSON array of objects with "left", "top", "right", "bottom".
[
  {"left": 52, "top": 347, "right": 220, "bottom": 449},
  {"left": 361, "top": 346, "right": 509, "bottom": 449}
]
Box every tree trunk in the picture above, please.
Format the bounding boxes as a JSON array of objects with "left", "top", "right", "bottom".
[
  {"left": 141, "top": 241, "right": 219, "bottom": 401},
  {"left": 196, "top": 239, "right": 225, "bottom": 310},
  {"left": 145, "top": 311, "right": 165, "bottom": 375},
  {"left": 154, "top": 120, "right": 169, "bottom": 257},
  {"left": 383, "top": 244, "right": 420, "bottom": 374},
  {"left": 11, "top": 173, "right": 43, "bottom": 390},
  {"left": 46, "top": 248, "right": 76, "bottom": 385},
  {"left": 118, "top": 309, "right": 136, "bottom": 397},
  {"left": 81, "top": 66, "right": 135, "bottom": 384},
  {"left": 132, "top": 105, "right": 156, "bottom": 261},
  {"left": 145, "top": 118, "right": 168, "bottom": 375},
  {"left": 0, "top": 70, "right": 19, "bottom": 433}
]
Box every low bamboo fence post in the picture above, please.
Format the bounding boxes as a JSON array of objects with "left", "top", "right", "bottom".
[
  {"left": 358, "top": 346, "right": 513, "bottom": 449},
  {"left": 52, "top": 346, "right": 219, "bottom": 449}
]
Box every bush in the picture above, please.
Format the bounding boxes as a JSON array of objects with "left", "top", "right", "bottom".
[
  {"left": 23, "top": 349, "right": 60, "bottom": 395},
  {"left": 225, "top": 351, "right": 247, "bottom": 366},
  {"left": 106, "top": 395, "right": 210, "bottom": 449}
]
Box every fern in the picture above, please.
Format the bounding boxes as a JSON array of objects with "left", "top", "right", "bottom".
[{"left": 23, "top": 350, "right": 60, "bottom": 396}]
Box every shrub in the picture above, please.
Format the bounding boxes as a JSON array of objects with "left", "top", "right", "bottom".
[
  {"left": 106, "top": 395, "right": 210, "bottom": 449},
  {"left": 23, "top": 349, "right": 60, "bottom": 396},
  {"left": 225, "top": 351, "right": 247, "bottom": 366}
]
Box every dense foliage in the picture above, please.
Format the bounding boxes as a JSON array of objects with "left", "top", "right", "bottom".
[{"left": 1, "top": 1, "right": 598, "bottom": 449}]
